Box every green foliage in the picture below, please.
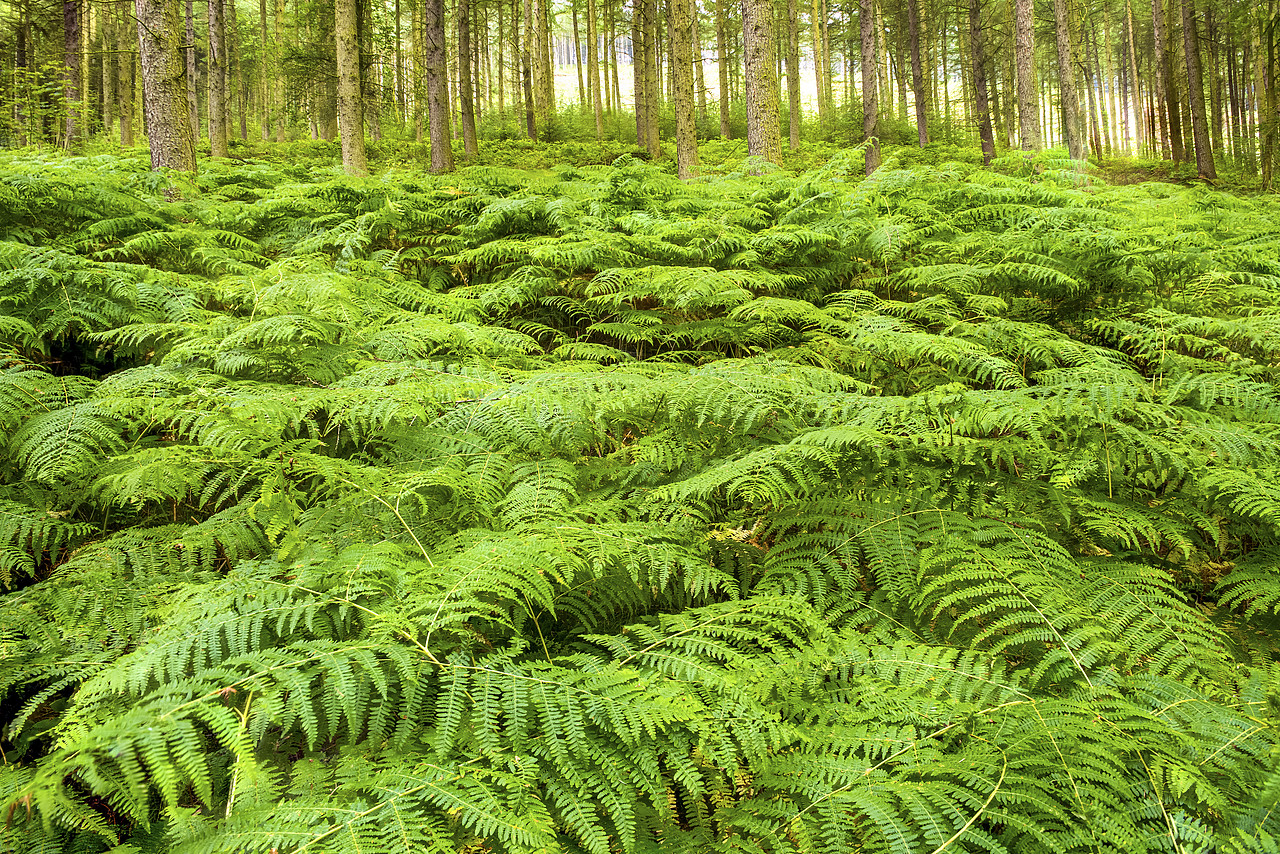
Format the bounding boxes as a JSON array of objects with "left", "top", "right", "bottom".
[{"left": 1, "top": 148, "right": 1279, "bottom": 854}]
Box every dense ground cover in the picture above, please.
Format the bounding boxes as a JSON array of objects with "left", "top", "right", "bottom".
[{"left": 1, "top": 146, "right": 1279, "bottom": 853}]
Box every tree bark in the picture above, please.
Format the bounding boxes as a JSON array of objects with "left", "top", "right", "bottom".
[
  {"left": 572, "top": 3, "right": 586, "bottom": 105},
  {"left": 336, "top": 0, "right": 367, "bottom": 172},
  {"left": 742, "top": 0, "right": 780, "bottom": 162},
  {"left": 643, "top": 0, "right": 660, "bottom": 155},
  {"left": 1125, "top": 0, "right": 1143, "bottom": 153},
  {"left": 785, "top": 0, "right": 801, "bottom": 148},
  {"left": 1014, "top": 0, "right": 1039, "bottom": 149},
  {"left": 967, "top": 0, "right": 995, "bottom": 164},
  {"left": 907, "top": 0, "right": 928, "bottom": 146},
  {"left": 672, "top": 0, "right": 699, "bottom": 175},
  {"left": 185, "top": 0, "right": 198, "bottom": 143},
  {"left": 136, "top": 0, "right": 197, "bottom": 175},
  {"left": 522, "top": 0, "right": 537, "bottom": 138},
  {"left": 273, "top": 0, "right": 286, "bottom": 140},
  {"left": 715, "top": 0, "right": 731, "bottom": 137},
  {"left": 1155, "top": 0, "right": 1184, "bottom": 161},
  {"left": 1051, "top": 0, "right": 1085, "bottom": 159},
  {"left": 117, "top": 1, "right": 135, "bottom": 145},
  {"left": 64, "top": 0, "right": 81, "bottom": 147},
  {"left": 633, "top": 0, "right": 648, "bottom": 146},
  {"left": 458, "top": 0, "right": 479, "bottom": 157},
  {"left": 860, "top": 0, "right": 879, "bottom": 173},
  {"left": 587, "top": 0, "right": 604, "bottom": 137},
  {"left": 424, "top": 0, "right": 454, "bottom": 170},
  {"left": 1181, "top": 0, "right": 1216, "bottom": 177},
  {"left": 208, "top": 0, "right": 229, "bottom": 157},
  {"left": 811, "top": 0, "right": 827, "bottom": 124}
]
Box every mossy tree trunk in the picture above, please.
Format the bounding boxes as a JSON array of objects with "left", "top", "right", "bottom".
[
  {"left": 135, "top": 0, "right": 197, "bottom": 175},
  {"left": 335, "top": 0, "right": 367, "bottom": 173}
]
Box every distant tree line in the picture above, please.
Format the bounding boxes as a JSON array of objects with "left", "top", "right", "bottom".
[{"left": 0, "top": 0, "right": 1273, "bottom": 181}]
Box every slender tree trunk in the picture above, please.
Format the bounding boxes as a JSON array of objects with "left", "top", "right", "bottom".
[
  {"left": 1260, "top": 4, "right": 1276, "bottom": 188},
  {"left": 968, "top": 0, "right": 995, "bottom": 164},
  {"left": 458, "top": 0, "right": 479, "bottom": 157},
  {"left": 208, "top": 0, "right": 229, "bottom": 156},
  {"left": 672, "top": 0, "right": 699, "bottom": 175},
  {"left": 643, "top": 0, "right": 660, "bottom": 155},
  {"left": 1181, "top": 0, "right": 1215, "bottom": 177},
  {"left": 522, "top": 0, "right": 537, "bottom": 138},
  {"left": 573, "top": 3, "right": 586, "bottom": 105},
  {"left": 81, "top": 0, "right": 90, "bottom": 137},
  {"left": 335, "top": 0, "right": 367, "bottom": 172},
  {"left": 786, "top": 0, "right": 801, "bottom": 148},
  {"left": 136, "top": 0, "right": 197, "bottom": 175},
  {"left": 1205, "top": 6, "right": 1223, "bottom": 157},
  {"left": 694, "top": 18, "right": 707, "bottom": 125},
  {"left": 425, "top": 0, "right": 453, "bottom": 170},
  {"left": 1157, "top": 0, "right": 1185, "bottom": 161},
  {"left": 634, "top": 0, "right": 648, "bottom": 145},
  {"left": 1014, "top": 0, "right": 1039, "bottom": 149},
  {"left": 274, "top": 0, "right": 286, "bottom": 140},
  {"left": 102, "top": 6, "right": 116, "bottom": 142},
  {"left": 742, "top": 0, "right": 781, "bottom": 161},
  {"left": 860, "top": 0, "right": 879, "bottom": 172},
  {"left": 1082, "top": 24, "right": 1104, "bottom": 157},
  {"left": 1051, "top": 0, "right": 1085, "bottom": 159},
  {"left": 587, "top": 0, "right": 604, "bottom": 137},
  {"left": 537, "top": 0, "right": 553, "bottom": 122},
  {"left": 907, "top": 0, "right": 928, "bottom": 145},
  {"left": 64, "top": 0, "right": 80, "bottom": 146},
  {"left": 716, "top": 0, "right": 731, "bottom": 137},
  {"left": 185, "top": 0, "right": 198, "bottom": 143},
  {"left": 811, "top": 0, "right": 826, "bottom": 123},
  {"left": 1125, "top": 0, "right": 1143, "bottom": 153},
  {"left": 116, "top": 2, "right": 135, "bottom": 145}
]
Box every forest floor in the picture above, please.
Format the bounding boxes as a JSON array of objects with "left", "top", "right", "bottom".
[{"left": 1, "top": 140, "right": 1278, "bottom": 854}]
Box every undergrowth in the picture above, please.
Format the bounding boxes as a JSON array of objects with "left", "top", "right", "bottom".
[{"left": 1, "top": 146, "right": 1279, "bottom": 854}]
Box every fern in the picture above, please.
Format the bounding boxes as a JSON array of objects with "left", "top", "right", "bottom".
[{"left": 3, "top": 151, "right": 1280, "bottom": 854}]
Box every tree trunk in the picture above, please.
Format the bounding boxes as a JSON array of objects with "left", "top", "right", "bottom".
[
  {"left": 672, "top": 0, "right": 699, "bottom": 175},
  {"left": 64, "top": 0, "right": 81, "bottom": 147},
  {"left": 572, "top": 3, "right": 586, "bottom": 106},
  {"left": 1181, "top": 0, "right": 1215, "bottom": 177},
  {"left": 1082, "top": 25, "right": 1103, "bottom": 158},
  {"left": 643, "top": 0, "right": 660, "bottom": 156},
  {"left": 1125, "top": 0, "right": 1143, "bottom": 153},
  {"left": 859, "top": 0, "right": 879, "bottom": 173},
  {"left": 522, "top": 0, "right": 536, "bottom": 138},
  {"left": 135, "top": 0, "right": 197, "bottom": 175},
  {"left": 1051, "top": 0, "right": 1085, "bottom": 159},
  {"left": 811, "top": 0, "right": 826, "bottom": 124},
  {"left": 716, "top": 0, "right": 731, "bottom": 137},
  {"left": 185, "top": 0, "right": 198, "bottom": 144},
  {"left": 1205, "top": 6, "right": 1222, "bottom": 157},
  {"left": 335, "top": 0, "right": 367, "bottom": 172},
  {"left": 117, "top": 2, "right": 135, "bottom": 145},
  {"left": 208, "top": 0, "right": 229, "bottom": 157},
  {"left": 694, "top": 17, "right": 707, "bottom": 125},
  {"left": 273, "top": 0, "right": 286, "bottom": 140},
  {"left": 1260, "top": 3, "right": 1276, "bottom": 188},
  {"left": 587, "top": 0, "right": 604, "bottom": 137},
  {"left": 633, "top": 0, "right": 648, "bottom": 145},
  {"left": 1014, "top": 0, "right": 1039, "bottom": 149},
  {"left": 967, "top": 0, "right": 995, "bottom": 164},
  {"left": 425, "top": 0, "right": 454, "bottom": 170},
  {"left": 907, "top": 0, "right": 928, "bottom": 146},
  {"left": 742, "top": 0, "right": 780, "bottom": 162},
  {"left": 458, "top": 0, "right": 479, "bottom": 157},
  {"left": 1155, "top": 0, "right": 1184, "bottom": 161},
  {"left": 785, "top": 0, "right": 801, "bottom": 148}
]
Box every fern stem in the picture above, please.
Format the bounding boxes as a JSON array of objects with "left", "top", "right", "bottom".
[{"left": 925, "top": 737, "right": 1007, "bottom": 854}]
